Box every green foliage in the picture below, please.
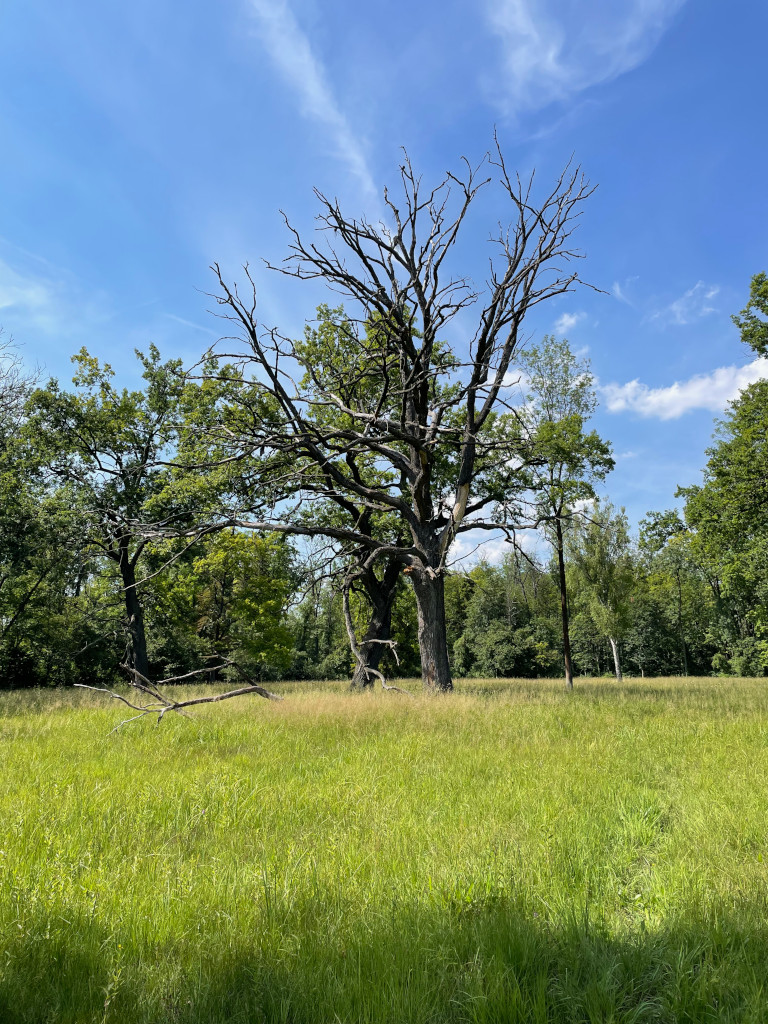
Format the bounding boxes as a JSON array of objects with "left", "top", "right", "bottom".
[
  {"left": 679, "top": 376, "right": 768, "bottom": 674},
  {"left": 567, "top": 503, "right": 636, "bottom": 678},
  {"left": 0, "top": 342, "right": 120, "bottom": 687},
  {"left": 636, "top": 512, "right": 717, "bottom": 676},
  {"left": 288, "top": 574, "right": 420, "bottom": 681},
  {"left": 289, "top": 583, "right": 351, "bottom": 680},
  {"left": 731, "top": 271, "right": 768, "bottom": 355},
  {"left": 518, "top": 336, "right": 614, "bottom": 524},
  {"left": 148, "top": 531, "right": 297, "bottom": 680},
  {"left": 449, "top": 558, "right": 560, "bottom": 678},
  {"left": 4, "top": 284, "right": 768, "bottom": 688}
]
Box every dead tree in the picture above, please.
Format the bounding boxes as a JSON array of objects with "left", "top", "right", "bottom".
[{"left": 196, "top": 140, "right": 594, "bottom": 691}]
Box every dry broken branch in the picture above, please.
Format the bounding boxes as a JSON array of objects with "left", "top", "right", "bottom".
[{"left": 75, "top": 658, "right": 283, "bottom": 730}]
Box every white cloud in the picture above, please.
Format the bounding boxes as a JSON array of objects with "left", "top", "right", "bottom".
[
  {"left": 247, "top": 0, "right": 376, "bottom": 200},
  {"left": 612, "top": 276, "right": 638, "bottom": 305},
  {"left": 486, "top": 0, "right": 686, "bottom": 114},
  {"left": 554, "top": 310, "right": 586, "bottom": 333},
  {"left": 651, "top": 281, "right": 720, "bottom": 326},
  {"left": 447, "top": 527, "right": 542, "bottom": 568},
  {"left": 602, "top": 357, "right": 768, "bottom": 420},
  {"left": 572, "top": 497, "right": 596, "bottom": 516}
]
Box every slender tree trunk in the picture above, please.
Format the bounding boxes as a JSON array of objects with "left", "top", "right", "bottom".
[
  {"left": 118, "top": 545, "right": 150, "bottom": 680},
  {"left": 350, "top": 559, "right": 401, "bottom": 689},
  {"left": 410, "top": 567, "right": 453, "bottom": 691},
  {"left": 609, "top": 636, "right": 623, "bottom": 682},
  {"left": 675, "top": 569, "right": 689, "bottom": 676},
  {"left": 555, "top": 517, "right": 574, "bottom": 691}
]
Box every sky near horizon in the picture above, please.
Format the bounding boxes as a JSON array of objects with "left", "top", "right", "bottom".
[{"left": 0, "top": 0, "right": 766, "bottom": 562}]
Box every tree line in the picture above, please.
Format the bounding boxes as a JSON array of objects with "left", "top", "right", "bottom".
[{"left": 0, "top": 146, "right": 766, "bottom": 692}]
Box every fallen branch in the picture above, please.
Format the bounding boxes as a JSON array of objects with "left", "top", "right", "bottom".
[{"left": 75, "top": 658, "right": 282, "bottom": 731}]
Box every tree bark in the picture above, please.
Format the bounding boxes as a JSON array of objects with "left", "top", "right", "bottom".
[
  {"left": 118, "top": 543, "right": 150, "bottom": 680},
  {"left": 609, "top": 636, "right": 623, "bottom": 682},
  {"left": 410, "top": 568, "right": 453, "bottom": 691},
  {"left": 555, "top": 517, "right": 574, "bottom": 691},
  {"left": 351, "top": 559, "right": 401, "bottom": 689}
]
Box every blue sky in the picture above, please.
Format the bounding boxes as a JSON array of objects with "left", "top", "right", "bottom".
[{"left": 1, "top": 0, "right": 766, "bottom": 557}]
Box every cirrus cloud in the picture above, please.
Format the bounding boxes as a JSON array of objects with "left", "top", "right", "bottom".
[
  {"left": 486, "top": 0, "right": 687, "bottom": 115},
  {"left": 650, "top": 281, "right": 720, "bottom": 326},
  {"left": 246, "top": 0, "right": 377, "bottom": 201}
]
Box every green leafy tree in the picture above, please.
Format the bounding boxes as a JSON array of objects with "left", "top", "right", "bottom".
[
  {"left": 149, "top": 531, "right": 296, "bottom": 680},
  {"left": 518, "top": 336, "right": 614, "bottom": 689},
  {"left": 639, "top": 510, "right": 693, "bottom": 675},
  {"left": 449, "top": 556, "right": 559, "bottom": 679},
  {"left": 0, "top": 338, "right": 118, "bottom": 686},
  {"left": 679, "top": 380, "right": 768, "bottom": 674},
  {"left": 26, "top": 347, "right": 188, "bottom": 678},
  {"left": 567, "top": 502, "right": 635, "bottom": 681},
  {"left": 675, "top": 276, "right": 768, "bottom": 675}
]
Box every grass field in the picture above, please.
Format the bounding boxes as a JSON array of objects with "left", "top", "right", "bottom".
[{"left": 1, "top": 677, "right": 768, "bottom": 1023}]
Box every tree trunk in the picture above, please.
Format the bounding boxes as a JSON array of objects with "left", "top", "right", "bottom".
[
  {"left": 675, "top": 569, "right": 689, "bottom": 676},
  {"left": 118, "top": 545, "right": 150, "bottom": 680},
  {"left": 609, "top": 636, "right": 623, "bottom": 682},
  {"left": 555, "top": 517, "right": 574, "bottom": 691},
  {"left": 351, "top": 609, "right": 392, "bottom": 688},
  {"left": 350, "top": 559, "right": 400, "bottom": 689},
  {"left": 410, "top": 568, "right": 453, "bottom": 691}
]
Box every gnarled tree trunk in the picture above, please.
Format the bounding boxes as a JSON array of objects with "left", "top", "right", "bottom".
[
  {"left": 351, "top": 559, "right": 401, "bottom": 689},
  {"left": 410, "top": 567, "right": 452, "bottom": 691}
]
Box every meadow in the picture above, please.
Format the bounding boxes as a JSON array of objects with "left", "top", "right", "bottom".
[{"left": 1, "top": 677, "right": 767, "bottom": 1023}]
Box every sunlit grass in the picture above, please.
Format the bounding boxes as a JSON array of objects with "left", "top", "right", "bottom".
[{"left": 2, "top": 677, "right": 768, "bottom": 1022}]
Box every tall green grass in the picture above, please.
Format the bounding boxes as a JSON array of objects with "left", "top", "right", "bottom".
[{"left": 1, "top": 678, "right": 768, "bottom": 1023}]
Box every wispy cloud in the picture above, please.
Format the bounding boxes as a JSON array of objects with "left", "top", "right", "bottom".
[
  {"left": 602, "top": 357, "right": 768, "bottom": 419},
  {"left": 651, "top": 281, "right": 719, "bottom": 326},
  {"left": 0, "top": 258, "right": 93, "bottom": 340},
  {"left": 0, "top": 260, "right": 55, "bottom": 324},
  {"left": 163, "top": 313, "right": 219, "bottom": 337},
  {"left": 486, "top": 0, "right": 686, "bottom": 114},
  {"left": 612, "top": 276, "right": 638, "bottom": 305},
  {"left": 246, "top": 0, "right": 376, "bottom": 200},
  {"left": 0, "top": 251, "right": 206, "bottom": 378},
  {"left": 554, "top": 310, "right": 586, "bottom": 333}
]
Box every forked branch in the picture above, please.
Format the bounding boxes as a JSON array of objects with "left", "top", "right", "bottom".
[{"left": 75, "top": 658, "right": 282, "bottom": 731}]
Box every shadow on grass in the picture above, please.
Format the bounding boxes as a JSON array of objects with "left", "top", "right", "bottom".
[{"left": 2, "top": 898, "right": 766, "bottom": 1024}]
